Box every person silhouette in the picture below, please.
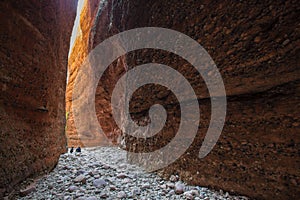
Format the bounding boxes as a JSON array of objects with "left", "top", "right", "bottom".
[
  {"left": 70, "top": 147, "right": 74, "bottom": 153},
  {"left": 76, "top": 147, "right": 81, "bottom": 153}
]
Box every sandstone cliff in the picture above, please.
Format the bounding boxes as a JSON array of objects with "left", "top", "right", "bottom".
[
  {"left": 0, "top": 0, "right": 77, "bottom": 196},
  {"left": 67, "top": 0, "right": 299, "bottom": 199}
]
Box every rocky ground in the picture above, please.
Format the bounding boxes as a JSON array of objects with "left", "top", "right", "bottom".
[{"left": 16, "top": 147, "right": 249, "bottom": 200}]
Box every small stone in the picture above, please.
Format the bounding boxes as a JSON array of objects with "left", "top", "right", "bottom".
[
  {"left": 190, "top": 189, "right": 199, "bottom": 196},
  {"left": 20, "top": 184, "right": 36, "bottom": 196},
  {"left": 117, "top": 191, "right": 126, "bottom": 199},
  {"left": 57, "top": 193, "right": 64, "bottom": 198},
  {"left": 64, "top": 196, "right": 72, "bottom": 200},
  {"left": 48, "top": 184, "right": 54, "bottom": 189},
  {"left": 160, "top": 184, "right": 167, "bottom": 189},
  {"left": 57, "top": 179, "right": 64, "bottom": 184},
  {"left": 75, "top": 192, "right": 85, "bottom": 197},
  {"left": 86, "top": 185, "right": 94, "bottom": 190},
  {"left": 122, "top": 178, "right": 132, "bottom": 184},
  {"left": 109, "top": 185, "right": 117, "bottom": 191},
  {"left": 93, "top": 178, "right": 107, "bottom": 188},
  {"left": 116, "top": 173, "right": 127, "bottom": 179},
  {"left": 62, "top": 165, "right": 71, "bottom": 170},
  {"left": 68, "top": 185, "right": 79, "bottom": 192},
  {"left": 184, "top": 191, "right": 194, "bottom": 200},
  {"left": 141, "top": 183, "right": 151, "bottom": 189},
  {"left": 166, "top": 182, "right": 175, "bottom": 188},
  {"left": 74, "top": 174, "right": 86, "bottom": 184},
  {"left": 75, "top": 197, "right": 86, "bottom": 200},
  {"left": 88, "top": 170, "right": 97, "bottom": 176},
  {"left": 100, "top": 192, "right": 108, "bottom": 198},
  {"left": 225, "top": 192, "right": 229, "bottom": 197},
  {"left": 76, "top": 170, "right": 86, "bottom": 176},
  {"left": 132, "top": 187, "right": 141, "bottom": 196},
  {"left": 119, "top": 163, "right": 127, "bottom": 169},
  {"left": 126, "top": 192, "right": 133, "bottom": 199},
  {"left": 184, "top": 190, "right": 199, "bottom": 199},
  {"left": 103, "top": 164, "right": 110, "bottom": 169},
  {"left": 94, "top": 174, "right": 100, "bottom": 179},
  {"left": 169, "top": 175, "right": 178, "bottom": 182},
  {"left": 168, "top": 190, "right": 175, "bottom": 195},
  {"left": 95, "top": 190, "right": 101, "bottom": 194},
  {"left": 175, "top": 182, "right": 185, "bottom": 194}
]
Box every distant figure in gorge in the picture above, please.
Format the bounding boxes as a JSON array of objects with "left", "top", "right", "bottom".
[
  {"left": 76, "top": 147, "right": 81, "bottom": 153},
  {"left": 70, "top": 147, "right": 74, "bottom": 153}
]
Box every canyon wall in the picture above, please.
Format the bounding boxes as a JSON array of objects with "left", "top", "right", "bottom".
[
  {"left": 66, "top": 0, "right": 125, "bottom": 146},
  {"left": 67, "top": 0, "right": 300, "bottom": 199},
  {"left": 0, "top": 0, "right": 77, "bottom": 196}
]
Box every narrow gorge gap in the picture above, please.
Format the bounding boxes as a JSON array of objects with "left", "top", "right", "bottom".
[
  {"left": 67, "top": 0, "right": 84, "bottom": 84},
  {"left": 66, "top": 0, "right": 85, "bottom": 147}
]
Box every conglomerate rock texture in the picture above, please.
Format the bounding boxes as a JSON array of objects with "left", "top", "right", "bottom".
[
  {"left": 66, "top": 0, "right": 300, "bottom": 199},
  {"left": 0, "top": 0, "right": 77, "bottom": 196}
]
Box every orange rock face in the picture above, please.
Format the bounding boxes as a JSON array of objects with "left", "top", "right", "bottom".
[
  {"left": 0, "top": 0, "right": 77, "bottom": 196},
  {"left": 66, "top": 0, "right": 96, "bottom": 147},
  {"left": 66, "top": 0, "right": 125, "bottom": 146},
  {"left": 67, "top": 0, "right": 299, "bottom": 199}
]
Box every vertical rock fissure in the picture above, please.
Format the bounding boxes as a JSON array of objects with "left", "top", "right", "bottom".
[{"left": 67, "top": 0, "right": 84, "bottom": 83}]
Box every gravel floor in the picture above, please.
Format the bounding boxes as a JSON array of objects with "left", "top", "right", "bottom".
[{"left": 16, "top": 147, "right": 249, "bottom": 200}]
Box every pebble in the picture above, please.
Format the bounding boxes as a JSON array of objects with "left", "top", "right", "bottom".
[
  {"left": 132, "top": 187, "right": 141, "bottom": 196},
  {"left": 86, "top": 197, "right": 98, "bottom": 200},
  {"left": 92, "top": 178, "right": 107, "bottom": 188},
  {"left": 74, "top": 174, "right": 86, "bottom": 184},
  {"left": 15, "top": 147, "right": 249, "bottom": 200},
  {"left": 166, "top": 182, "right": 175, "bottom": 188},
  {"left": 68, "top": 185, "right": 78, "bottom": 192},
  {"left": 184, "top": 191, "right": 194, "bottom": 199},
  {"left": 19, "top": 184, "right": 36, "bottom": 197},
  {"left": 117, "top": 191, "right": 126, "bottom": 198},
  {"left": 169, "top": 174, "right": 178, "bottom": 182},
  {"left": 64, "top": 196, "right": 72, "bottom": 200},
  {"left": 141, "top": 183, "right": 151, "bottom": 189},
  {"left": 93, "top": 174, "right": 100, "bottom": 179},
  {"left": 175, "top": 181, "right": 185, "bottom": 194},
  {"left": 100, "top": 192, "right": 108, "bottom": 198},
  {"left": 190, "top": 189, "right": 200, "bottom": 196},
  {"left": 116, "top": 173, "right": 127, "bottom": 179},
  {"left": 109, "top": 185, "right": 116, "bottom": 191},
  {"left": 168, "top": 190, "right": 176, "bottom": 195}
]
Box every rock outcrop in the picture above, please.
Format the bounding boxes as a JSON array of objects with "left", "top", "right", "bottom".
[
  {"left": 0, "top": 0, "right": 77, "bottom": 196},
  {"left": 67, "top": 0, "right": 299, "bottom": 199}
]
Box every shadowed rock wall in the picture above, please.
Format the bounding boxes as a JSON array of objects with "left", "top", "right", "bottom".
[
  {"left": 0, "top": 0, "right": 77, "bottom": 196},
  {"left": 67, "top": 0, "right": 300, "bottom": 199}
]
